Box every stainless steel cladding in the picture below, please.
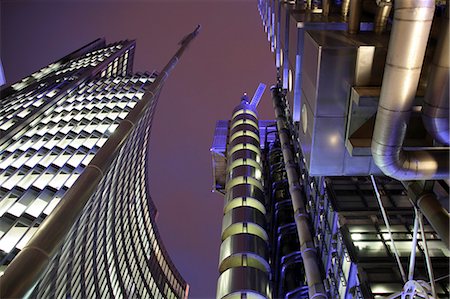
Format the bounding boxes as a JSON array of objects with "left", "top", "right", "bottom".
[
  {"left": 422, "top": 7, "right": 449, "bottom": 146},
  {"left": 216, "top": 99, "right": 271, "bottom": 299},
  {"left": 371, "top": 0, "right": 449, "bottom": 180}
]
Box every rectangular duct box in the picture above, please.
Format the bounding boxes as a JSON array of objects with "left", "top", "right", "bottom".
[
  {"left": 297, "top": 30, "right": 389, "bottom": 176},
  {"left": 277, "top": 4, "right": 374, "bottom": 121}
]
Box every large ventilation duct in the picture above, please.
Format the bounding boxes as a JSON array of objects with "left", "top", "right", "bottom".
[
  {"left": 348, "top": 0, "right": 363, "bottom": 34},
  {"left": 371, "top": 0, "right": 449, "bottom": 180},
  {"left": 361, "top": 0, "right": 392, "bottom": 33},
  {"left": 322, "top": 0, "right": 330, "bottom": 16},
  {"left": 373, "top": 0, "right": 392, "bottom": 33},
  {"left": 342, "top": 0, "right": 351, "bottom": 18},
  {"left": 422, "top": 7, "right": 449, "bottom": 146}
]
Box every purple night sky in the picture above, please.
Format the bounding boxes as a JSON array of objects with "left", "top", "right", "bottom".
[{"left": 1, "top": 1, "right": 276, "bottom": 297}]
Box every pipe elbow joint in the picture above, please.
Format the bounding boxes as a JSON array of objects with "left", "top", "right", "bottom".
[
  {"left": 422, "top": 110, "right": 450, "bottom": 146},
  {"left": 371, "top": 144, "right": 406, "bottom": 180}
]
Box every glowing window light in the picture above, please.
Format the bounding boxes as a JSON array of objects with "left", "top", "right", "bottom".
[
  {"left": 224, "top": 197, "right": 266, "bottom": 215},
  {"left": 255, "top": 169, "right": 262, "bottom": 180},
  {"left": 226, "top": 176, "right": 263, "bottom": 191},
  {"left": 228, "top": 158, "right": 262, "bottom": 172},
  {"left": 221, "top": 222, "right": 268, "bottom": 242},
  {"left": 16, "top": 109, "right": 31, "bottom": 118},
  {"left": 108, "top": 124, "right": 118, "bottom": 133},
  {"left": 16, "top": 227, "right": 38, "bottom": 250},
  {"left": 219, "top": 253, "right": 270, "bottom": 273},
  {"left": 230, "top": 119, "right": 258, "bottom": 131},
  {"left": 8, "top": 202, "right": 27, "bottom": 217},
  {"left": 25, "top": 198, "right": 48, "bottom": 218},
  {"left": 229, "top": 143, "right": 261, "bottom": 156},
  {"left": 231, "top": 109, "right": 258, "bottom": 120},
  {"left": 17, "top": 173, "right": 39, "bottom": 190},
  {"left": 351, "top": 233, "right": 363, "bottom": 241},
  {"left": 229, "top": 130, "right": 260, "bottom": 143},
  {"left": 0, "top": 226, "right": 28, "bottom": 253},
  {"left": 0, "top": 120, "right": 15, "bottom": 131},
  {"left": 0, "top": 195, "right": 17, "bottom": 218},
  {"left": 280, "top": 49, "right": 284, "bottom": 67},
  {"left": 288, "top": 69, "right": 293, "bottom": 92}
]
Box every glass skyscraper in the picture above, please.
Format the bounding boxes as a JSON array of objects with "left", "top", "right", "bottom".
[{"left": 0, "top": 34, "right": 194, "bottom": 298}]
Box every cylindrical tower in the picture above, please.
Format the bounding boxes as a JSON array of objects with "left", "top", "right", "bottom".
[{"left": 216, "top": 96, "right": 271, "bottom": 299}]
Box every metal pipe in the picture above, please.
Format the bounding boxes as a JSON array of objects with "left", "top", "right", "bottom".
[
  {"left": 0, "top": 25, "right": 200, "bottom": 299},
  {"left": 322, "top": 0, "right": 330, "bottom": 16},
  {"left": 417, "top": 192, "right": 450, "bottom": 248},
  {"left": 342, "top": 0, "right": 351, "bottom": 18},
  {"left": 418, "top": 211, "right": 437, "bottom": 298},
  {"left": 422, "top": 7, "right": 449, "bottom": 145},
  {"left": 371, "top": 175, "right": 407, "bottom": 282},
  {"left": 348, "top": 0, "right": 362, "bottom": 34},
  {"left": 374, "top": 0, "right": 392, "bottom": 33},
  {"left": 408, "top": 210, "right": 419, "bottom": 280},
  {"left": 271, "top": 86, "right": 327, "bottom": 299},
  {"left": 371, "top": 0, "right": 450, "bottom": 180}
]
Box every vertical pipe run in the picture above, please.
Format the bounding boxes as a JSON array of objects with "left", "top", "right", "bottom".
[
  {"left": 422, "top": 7, "right": 450, "bottom": 145},
  {"left": 371, "top": 0, "right": 450, "bottom": 180},
  {"left": 374, "top": 0, "right": 392, "bottom": 33},
  {"left": 322, "top": 0, "right": 330, "bottom": 16},
  {"left": 407, "top": 211, "right": 419, "bottom": 280},
  {"left": 342, "top": 0, "right": 351, "bottom": 18},
  {"left": 271, "top": 86, "right": 327, "bottom": 299},
  {"left": 416, "top": 192, "right": 450, "bottom": 248},
  {"left": 418, "top": 212, "right": 437, "bottom": 298},
  {"left": 348, "top": 0, "right": 362, "bottom": 34}
]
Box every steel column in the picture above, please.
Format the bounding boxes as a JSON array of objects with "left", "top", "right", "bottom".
[{"left": 271, "top": 86, "right": 327, "bottom": 299}]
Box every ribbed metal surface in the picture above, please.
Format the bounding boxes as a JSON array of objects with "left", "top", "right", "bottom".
[{"left": 216, "top": 99, "right": 270, "bottom": 299}]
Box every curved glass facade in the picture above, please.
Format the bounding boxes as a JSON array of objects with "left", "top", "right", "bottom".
[
  {"left": 32, "top": 72, "right": 187, "bottom": 299},
  {"left": 0, "top": 40, "right": 188, "bottom": 298}
]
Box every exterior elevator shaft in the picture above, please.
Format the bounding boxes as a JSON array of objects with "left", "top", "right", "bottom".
[{"left": 216, "top": 97, "right": 271, "bottom": 299}]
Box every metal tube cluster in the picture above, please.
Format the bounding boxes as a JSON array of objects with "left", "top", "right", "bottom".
[{"left": 271, "top": 86, "right": 327, "bottom": 299}]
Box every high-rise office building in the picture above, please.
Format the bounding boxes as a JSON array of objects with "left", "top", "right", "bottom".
[
  {"left": 0, "top": 27, "right": 199, "bottom": 298},
  {"left": 212, "top": 1, "right": 449, "bottom": 298}
]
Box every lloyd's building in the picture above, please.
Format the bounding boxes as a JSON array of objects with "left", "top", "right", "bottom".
[
  {"left": 212, "top": 1, "right": 449, "bottom": 298},
  {"left": 0, "top": 27, "right": 200, "bottom": 298}
]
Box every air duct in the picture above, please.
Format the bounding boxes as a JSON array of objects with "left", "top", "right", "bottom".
[
  {"left": 422, "top": 7, "right": 449, "bottom": 145},
  {"left": 371, "top": 0, "right": 449, "bottom": 180},
  {"left": 342, "top": 0, "right": 351, "bottom": 18},
  {"left": 322, "top": 0, "right": 330, "bottom": 16},
  {"left": 348, "top": 0, "right": 362, "bottom": 34},
  {"left": 374, "top": 0, "right": 392, "bottom": 33},
  {"left": 417, "top": 192, "right": 450, "bottom": 248}
]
